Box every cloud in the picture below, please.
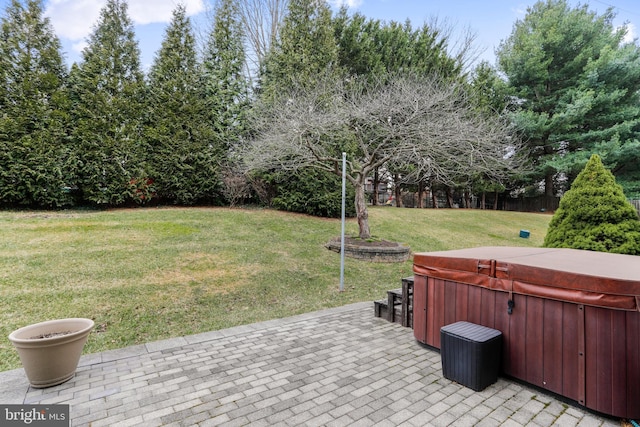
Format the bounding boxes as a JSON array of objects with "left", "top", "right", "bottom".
[
  {"left": 128, "top": 0, "right": 205, "bottom": 25},
  {"left": 614, "top": 22, "right": 637, "bottom": 44},
  {"left": 328, "top": 0, "right": 364, "bottom": 9},
  {"left": 45, "top": 0, "right": 103, "bottom": 40},
  {"left": 45, "top": 0, "right": 205, "bottom": 41},
  {"left": 511, "top": 4, "right": 528, "bottom": 18},
  {"left": 622, "top": 23, "right": 636, "bottom": 44},
  {"left": 72, "top": 40, "right": 89, "bottom": 55}
]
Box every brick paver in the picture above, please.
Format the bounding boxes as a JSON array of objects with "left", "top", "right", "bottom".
[{"left": 0, "top": 302, "right": 621, "bottom": 426}]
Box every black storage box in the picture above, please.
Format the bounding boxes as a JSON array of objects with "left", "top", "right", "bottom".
[{"left": 440, "top": 321, "right": 502, "bottom": 391}]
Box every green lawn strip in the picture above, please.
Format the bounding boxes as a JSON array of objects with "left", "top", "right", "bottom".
[{"left": 0, "top": 206, "right": 549, "bottom": 371}]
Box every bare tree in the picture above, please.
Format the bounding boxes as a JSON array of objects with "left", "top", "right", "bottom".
[
  {"left": 238, "top": 74, "right": 523, "bottom": 239},
  {"left": 237, "top": 0, "right": 288, "bottom": 73},
  {"left": 426, "top": 16, "right": 484, "bottom": 74}
]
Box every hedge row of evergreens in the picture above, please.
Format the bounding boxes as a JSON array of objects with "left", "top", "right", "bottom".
[{"left": 1, "top": 1, "right": 240, "bottom": 208}]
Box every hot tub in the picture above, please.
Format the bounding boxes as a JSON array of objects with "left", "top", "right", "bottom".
[{"left": 412, "top": 246, "right": 640, "bottom": 419}]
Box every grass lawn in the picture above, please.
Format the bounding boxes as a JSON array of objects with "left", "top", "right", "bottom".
[{"left": 0, "top": 206, "right": 550, "bottom": 371}]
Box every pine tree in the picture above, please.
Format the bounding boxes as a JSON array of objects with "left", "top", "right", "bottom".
[
  {"left": 145, "top": 5, "right": 219, "bottom": 205},
  {"left": 69, "top": 0, "right": 146, "bottom": 206},
  {"left": 0, "top": 0, "right": 72, "bottom": 207},
  {"left": 551, "top": 44, "right": 640, "bottom": 198},
  {"left": 497, "top": 0, "right": 640, "bottom": 197},
  {"left": 543, "top": 154, "right": 640, "bottom": 254}
]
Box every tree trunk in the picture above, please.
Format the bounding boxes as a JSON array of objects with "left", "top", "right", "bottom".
[
  {"left": 418, "top": 181, "right": 425, "bottom": 208},
  {"left": 446, "top": 187, "right": 454, "bottom": 208},
  {"left": 493, "top": 191, "right": 499, "bottom": 210},
  {"left": 544, "top": 142, "right": 555, "bottom": 197},
  {"left": 354, "top": 183, "right": 371, "bottom": 239},
  {"left": 545, "top": 173, "right": 554, "bottom": 197},
  {"left": 432, "top": 190, "right": 439, "bottom": 208},
  {"left": 481, "top": 192, "right": 486, "bottom": 210},
  {"left": 372, "top": 168, "right": 379, "bottom": 206},
  {"left": 393, "top": 174, "right": 402, "bottom": 208}
]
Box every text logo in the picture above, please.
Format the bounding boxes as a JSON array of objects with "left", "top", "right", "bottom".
[{"left": 1, "top": 405, "right": 69, "bottom": 426}]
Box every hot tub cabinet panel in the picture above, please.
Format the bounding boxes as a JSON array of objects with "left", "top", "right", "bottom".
[{"left": 412, "top": 247, "right": 640, "bottom": 419}]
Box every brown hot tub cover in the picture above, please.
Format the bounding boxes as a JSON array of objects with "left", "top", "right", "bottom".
[
  {"left": 414, "top": 246, "right": 640, "bottom": 311},
  {"left": 412, "top": 246, "right": 640, "bottom": 419}
]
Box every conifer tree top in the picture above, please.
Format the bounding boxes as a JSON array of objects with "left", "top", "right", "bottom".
[
  {"left": 543, "top": 154, "right": 640, "bottom": 255},
  {"left": 570, "top": 154, "right": 618, "bottom": 189}
]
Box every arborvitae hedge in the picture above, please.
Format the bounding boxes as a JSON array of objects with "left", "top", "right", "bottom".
[
  {"left": 543, "top": 154, "right": 640, "bottom": 255},
  {"left": 0, "top": 0, "right": 72, "bottom": 208}
]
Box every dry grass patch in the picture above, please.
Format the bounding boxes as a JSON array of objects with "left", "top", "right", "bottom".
[{"left": 142, "top": 252, "right": 257, "bottom": 293}]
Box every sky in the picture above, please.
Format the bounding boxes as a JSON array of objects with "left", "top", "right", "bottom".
[{"left": 0, "top": 0, "right": 638, "bottom": 71}]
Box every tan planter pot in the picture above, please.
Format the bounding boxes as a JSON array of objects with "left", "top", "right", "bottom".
[{"left": 8, "top": 318, "right": 94, "bottom": 388}]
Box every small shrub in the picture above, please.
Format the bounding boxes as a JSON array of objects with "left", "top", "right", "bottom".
[
  {"left": 221, "top": 169, "right": 252, "bottom": 207},
  {"left": 543, "top": 154, "right": 640, "bottom": 254}
]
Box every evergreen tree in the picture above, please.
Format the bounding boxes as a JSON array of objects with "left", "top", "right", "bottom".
[
  {"left": 146, "top": 5, "right": 219, "bottom": 205},
  {"left": 202, "top": 0, "right": 249, "bottom": 152},
  {"left": 0, "top": 0, "right": 72, "bottom": 207},
  {"left": 469, "top": 61, "right": 511, "bottom": 115},
  {"left": 543, "top": 154, "right": 640, "bottom": 255},
  {"left": 202, "top": 0, "right": 251, "bottom": 206},
  {"left": 333, "top": 8, "right": 463, "bottom": 82},
  {"left": 259, "top": 0, "right": 340, "bottom": 101},
  {"left": 497, "top": 0, "right": 640, "bottom": 197},
  {"left": 332, "top": 9, "right": 385, "bottom": 79},
  {"left": 69, "top": 0, "right": 146, "bottom": 206},
  {"left": 550, "top": 43, "right": 640, "bottom": 197},
  {"left": 254, "top": 0, "right": 347, "bottom": 217},
  {"left": 465, "top": 61, "right": 520, "bottom": 205}
]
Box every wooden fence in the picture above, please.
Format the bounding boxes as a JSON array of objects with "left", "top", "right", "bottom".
[
  {"left": 502, "top": 196, "right": 559, "bottom": 213},
  {"left": 391, "top": 191, "right": 640, "bottom": 216},
  {"left": 504, "top": 197, "right": 640, "bottom": 216}
]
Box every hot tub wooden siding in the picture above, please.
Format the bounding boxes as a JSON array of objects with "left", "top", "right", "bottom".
[{"left": 413, "top": 247, "right": 640, "bottom": 419}]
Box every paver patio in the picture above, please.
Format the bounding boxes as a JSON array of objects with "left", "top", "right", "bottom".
[{"left": 0, "top": 302, "right": 621, "bottom": 426}]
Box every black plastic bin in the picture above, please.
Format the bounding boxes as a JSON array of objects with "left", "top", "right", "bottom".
[{"left": 440, "top": 321, "right": 502, "bottom": 391}]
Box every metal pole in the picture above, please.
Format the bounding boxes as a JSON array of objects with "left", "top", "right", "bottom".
[{"left": 339, "top": 152, "right": 346, "bottom": 292}]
